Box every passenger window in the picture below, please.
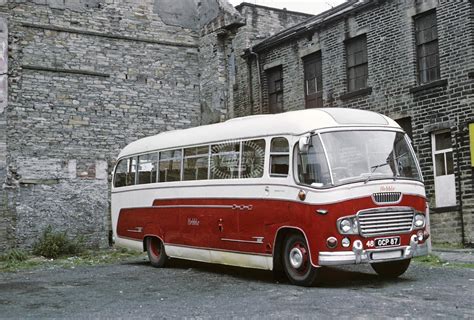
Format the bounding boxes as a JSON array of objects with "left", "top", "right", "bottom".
[
  {"left": 210, "top": 142, "right": 240, "bottom": 179},
  {"left": 270, "top": 137, "right": 289, "bottom": 176},
  {"left": 159, "top": 149, "right": 182, "bottom": 182},
  {"left": 184, "top": 146, "right": 209, "bottom": 181},
  {"left": 114, "top": 159, "right": 128, "bottom": 188},
  {"left": 241, "top": 139, "right": 265, "bottom": 178},
  {"left": 297, "top": 135, "right": 331, "bottom": 187},
  {"left": 138, "top": 153, "right": 158, "bottom": 184},
  {"left": 114, "top": 157, "right": 137, "bottom": 187}
]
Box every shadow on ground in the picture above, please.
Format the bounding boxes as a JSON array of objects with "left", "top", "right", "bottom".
[{"left": 125, "top": 258, "right": 412, "bottom": 288}]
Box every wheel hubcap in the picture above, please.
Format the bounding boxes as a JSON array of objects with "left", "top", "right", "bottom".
[{"left": 289, "top": 247, "right": 304, "bottom": 268}]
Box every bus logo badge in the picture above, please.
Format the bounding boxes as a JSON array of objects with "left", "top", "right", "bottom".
[
  {"left": 380, "top": 185, "right": 395, "bottom": 192},
  {"left": 187, "top": 218, "right": 200, "bottom": 226}
]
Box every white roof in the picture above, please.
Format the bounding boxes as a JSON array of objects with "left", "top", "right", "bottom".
[{"left": 118, "top": 108, "right": 401, "bottom": 158}]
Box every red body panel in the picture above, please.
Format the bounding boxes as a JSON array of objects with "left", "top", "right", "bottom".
[{"left": 117, "top": 195, "right": 426, "bottom": 266}]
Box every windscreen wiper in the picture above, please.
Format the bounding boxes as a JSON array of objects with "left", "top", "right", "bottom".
[{"left": 364, "top": 152, "right": 407, "bottom": 184}]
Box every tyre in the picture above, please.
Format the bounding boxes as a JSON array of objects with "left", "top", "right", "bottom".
[
  {"left": 146, "top": 237, "right": 168, "bottom": 268},
  {"left": 371, "top": 258, "right": 411, "bottom": 278},
  {"left": 282, "top": 233, "right": 320, "bottom": 287}
]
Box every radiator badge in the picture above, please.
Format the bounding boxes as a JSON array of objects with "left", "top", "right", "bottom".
[
  {"left": 187, "top": 217, "right": 200, "bottom": 226},
  {"left": 380, "top": 185, "right": 395, "bottom": 192}
]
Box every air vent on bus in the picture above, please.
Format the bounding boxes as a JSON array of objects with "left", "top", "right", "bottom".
[
  {"left": 357, "top": 207, "right": 414, "bottom": 237},
  {"left": 372, "top": 192, "right": 402, "bottom": 204}
]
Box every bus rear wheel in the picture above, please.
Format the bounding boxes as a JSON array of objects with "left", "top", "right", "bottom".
[
  {"left": 371, "top": 258, "right": 411, "bottom": 278},
  {"left": 146, "top": 237, "right": 168, "bottom": 268},
  {"left": 282, "top": 233, "right": 320, "bottom": 287}
]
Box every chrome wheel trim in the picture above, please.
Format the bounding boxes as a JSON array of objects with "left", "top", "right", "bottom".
[{"left": 289, "top": 247, "right": 304, "bottom": 269}]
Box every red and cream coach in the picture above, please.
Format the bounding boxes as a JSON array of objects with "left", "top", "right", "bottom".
[{"left": 111, "top": 108, "right": 429, "bottom": 286}]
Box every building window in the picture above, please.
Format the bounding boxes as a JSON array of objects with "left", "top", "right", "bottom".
[
  {"left": 431, "top": 131, "right": 456, "bottom": 207},
  {"left": 415, "top": 11, "right": 440, "bottom": 84},
  {"left": 303, "top": 52, "right": 323, "bottom": 109},
  {"left": 346, "top": 35, "right": 368, "bottom": 92},
  {"left": 267, "top": 66, "right": 283, "bottom": 114}
]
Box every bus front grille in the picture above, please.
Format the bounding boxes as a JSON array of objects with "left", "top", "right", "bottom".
[
  {"left": 372, "top": 192, "right": 402, "bottom": 204},
  {"left": 357, "top": 207, "right": 414, "bottom": 237}
]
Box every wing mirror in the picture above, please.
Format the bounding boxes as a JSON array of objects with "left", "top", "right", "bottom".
[{"left": 298, "top": 134, "right": 311, "bottom": 153}]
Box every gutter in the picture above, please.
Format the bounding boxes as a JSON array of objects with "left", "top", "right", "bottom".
[{"left": 248, "top": 46, "right": 263, "bottom": 114}]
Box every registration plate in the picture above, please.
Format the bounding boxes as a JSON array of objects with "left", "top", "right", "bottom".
[{"left": 374, "top": 236, "right": 400, "bottom": 248}]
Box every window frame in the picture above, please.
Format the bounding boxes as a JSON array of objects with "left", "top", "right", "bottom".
[
  {"left": 345, "top": 34, "right": 368, "bottom": 92},
  {"left": 303, "top": 52, "right": 323, "bottom": 109},
  {"left": 431, "top": 130, "right": 454, "bottom": 177},
  {"left": 414, "top": 10, "right": 441, "bottom": 84},
  {"left": 266, "top": 66, "right": 284, "bottom": 114}
]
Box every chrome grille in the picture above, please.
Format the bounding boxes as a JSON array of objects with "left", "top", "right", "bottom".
[
  {"left": 358, "top": 207, "right": 414, "bottom": 237},
  {"left": 372, "top": 192, "right": 402, "bottom": 204}
]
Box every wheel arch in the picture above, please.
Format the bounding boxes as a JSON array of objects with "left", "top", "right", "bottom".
[
  {"left": 143, "top": 234, "right": 165, "bottom": 252},
  {"left": 273, "top": 226, "right": 317, "bottom": 269}
]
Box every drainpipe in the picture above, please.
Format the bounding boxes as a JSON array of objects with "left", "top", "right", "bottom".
[
  {"left": 455, "top": 129, "right": 466, "bottom": 246},
  {"left": 249, "top": 47, "right": 263, "bottom": 114}
]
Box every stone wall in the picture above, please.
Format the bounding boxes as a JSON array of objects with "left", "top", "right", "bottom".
[
  {"left": 1, "top": 0, "right": 203, "bottom": 250},
  {"left": 235, "top": 0, "right": 474, "bottom": 245},
  {"left": 232, "top": 3, "right": 312, "bottom": 116}
]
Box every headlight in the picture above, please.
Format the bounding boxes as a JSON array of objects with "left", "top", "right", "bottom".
[
  {"left": 337, "top": 216, "right": 358, "bottom": 234},
  {"left": 414, "top": 214, "right": 425, "bottom": 228},
  {"left": 340, "top": 219, "right": 351, "bottom": 233}
]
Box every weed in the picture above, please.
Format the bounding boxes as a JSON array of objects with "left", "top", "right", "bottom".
[
  {"left": 0, "top": 249, "right": 29, "bottom": 262},
  {"left": 32, "top": 226, "right": 84, "bottom": 259}
]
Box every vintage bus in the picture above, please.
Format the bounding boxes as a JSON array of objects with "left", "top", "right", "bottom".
[{"left": 111, "top": 108, "right": 429, "bottom": 286}]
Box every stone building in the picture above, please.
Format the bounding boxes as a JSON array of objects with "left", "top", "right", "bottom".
[
  {"left": 1, "top": 0, "right": 472, "bottom": 251},
  {"left": 0, "top": 0, "right": 309, "bottom": 250},
  {"left": 233, "top": 0, "right": 474, "bottom": 245}
]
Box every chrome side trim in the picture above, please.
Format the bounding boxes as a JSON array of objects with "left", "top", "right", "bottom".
[
  {"left": 221, "top": 237, "right": 264, "bottom": 244},
  {"left": 126, "top": 227, "right": 143, "bottom": 233}
]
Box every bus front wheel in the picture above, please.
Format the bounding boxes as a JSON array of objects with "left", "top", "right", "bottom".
[
  {"left": 146, "top": 237, "right": 168, "bottom": 268},
  {"left": 282, "top": 233, "right": 320, "bottom": 287},
  {"left": 371, "top": 258, "right": 411, "bottom": 278}
]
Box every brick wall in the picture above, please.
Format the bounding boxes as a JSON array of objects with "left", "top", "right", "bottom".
[{"left": 235, "top": 0, "right": 474, "bottom": 245}]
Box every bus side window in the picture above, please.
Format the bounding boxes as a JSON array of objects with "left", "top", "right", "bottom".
[
  {"left": 114, "top": 158, "right": 128, "bottom": 188},
  {"left": 210, "top": 142, "right": 240, "bottom": 179},
  {"left": 159, "top": 149, "right": 182, "bottom": 182},
  {"left": 241, "top": 139, "right": 266, "bottom": 178},
  {"left": 270, "top": 137, "right": 289, "bottom": 177},
  {"left": 138, "top": 153, "right": 158, "bottom": 184},
  {"left": 183, "top": 146, "right": 210, "bottom": 181}
]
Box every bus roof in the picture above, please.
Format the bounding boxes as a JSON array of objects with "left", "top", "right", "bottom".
[{"left": 118, "top": 108, "right": 401, "bottom": 158}]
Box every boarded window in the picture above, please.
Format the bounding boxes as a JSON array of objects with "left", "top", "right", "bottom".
[
  {"left": 138, "top": 153, "right": 158, "bottom": 184},
  {"left": 210, "top": 142, "right": 240, "bottom": 179},
  {"left": 267, "top": 66, "right": 283, "bottom": 114},
  {"left": 303, "top": 52, "right": 323, "bottom": 109},
  {"left": 415, "top": 11, "right": 440, "bottom": 84},
  {"left": 241, "top": 139, "right": 266, "bottom": 178},
  {"left": 270, "top": 137, "right": 289, "bottom": 176},
  {"left": 346, "top": 35, "right": 368, "bottom": 92},
  {"left": 159, "top": 149, "right": 182, "bottom": 182},
  {"left": 183, "top": 146, "right": 209, "bottom": 181}
]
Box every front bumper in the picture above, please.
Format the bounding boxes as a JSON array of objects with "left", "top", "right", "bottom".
[{"left": 319, "top": 237, "right": 429, "bottom": 266}]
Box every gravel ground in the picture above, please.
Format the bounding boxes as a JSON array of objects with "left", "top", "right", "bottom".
[{"left": 0, "top": 257, "right": 473, "bottom": 319}]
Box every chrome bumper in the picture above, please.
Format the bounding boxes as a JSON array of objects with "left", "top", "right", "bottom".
[{"left": 319, "top": 237, "right": 429, "bottom": 266}]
